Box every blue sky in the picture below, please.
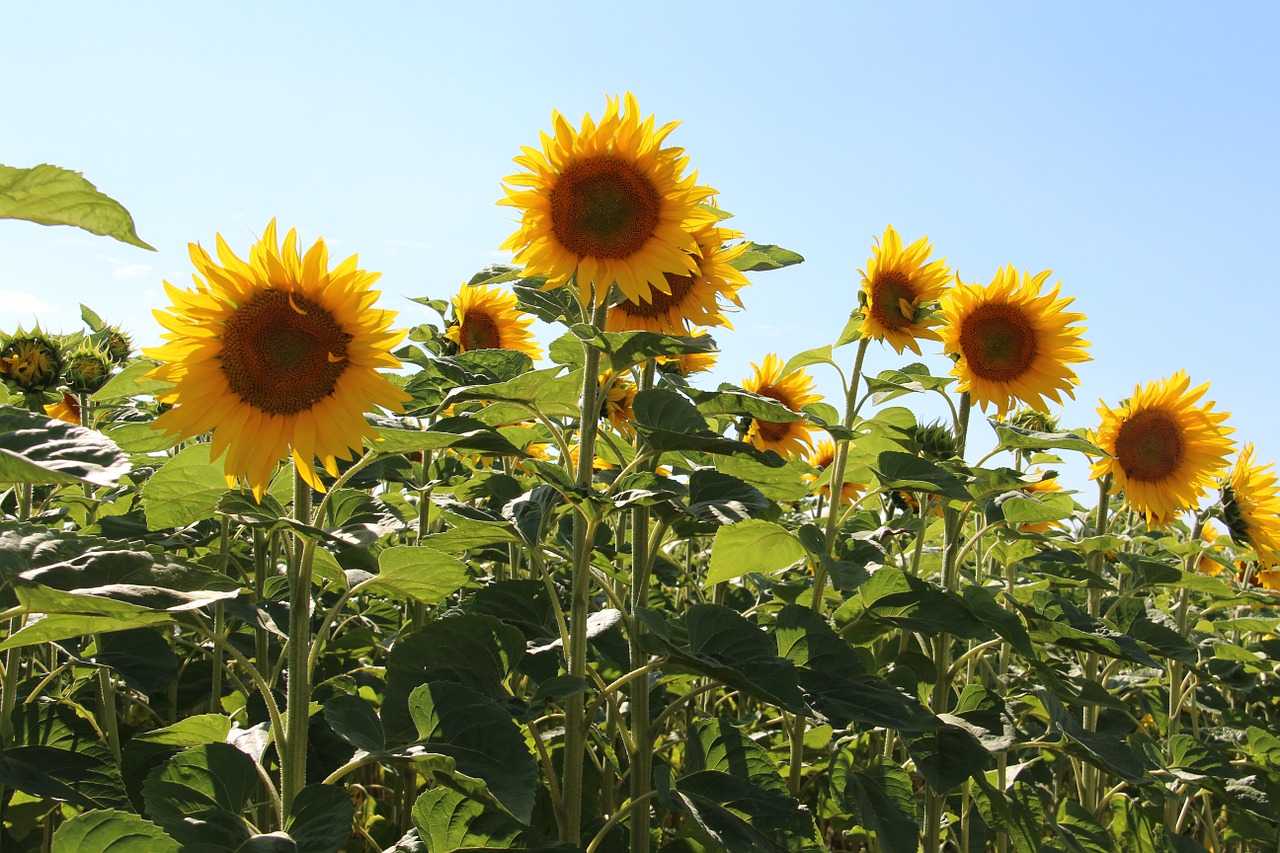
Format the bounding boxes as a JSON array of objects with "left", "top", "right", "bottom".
[{"left": 2, "top": 3, "right": 1277, "bottom": 497}]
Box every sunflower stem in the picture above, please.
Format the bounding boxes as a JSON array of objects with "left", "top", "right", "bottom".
[
  {"left": 629, "top": 359, "right": 656, "bottom": 853},
  {"left": 1081, "top": 476, "right": 1111, "bottom": 813},
  {"left": 282, "top": 469, "right": 316, "bottom": 821},
  {"left": 924, "top": 391, "right": 971, "bottom": 852},
  {"left": 563, "top": 297, "right": 609, "bottom": 845}
]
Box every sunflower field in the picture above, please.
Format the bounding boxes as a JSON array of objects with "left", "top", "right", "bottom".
[{"left": 3, "top": 94, "right": 1280, "bottom": 853}]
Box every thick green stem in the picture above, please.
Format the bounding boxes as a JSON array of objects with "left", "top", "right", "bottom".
[
  {"left": 1081, "top": 476, "right": 1111, "bottom": 814},
  {"left": 629, "top": 360, "right": 655, "bottom": 853},
  {"left": 563, "top": 298, "right": 609, "bottom": 845},
  {"left": 281, "top": 471, "right": 316, "bottom": 820}
]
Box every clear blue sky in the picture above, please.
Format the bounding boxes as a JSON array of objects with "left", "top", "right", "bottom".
[{"left": 2, "top": 3, "right": 1277, "bottom": 497}]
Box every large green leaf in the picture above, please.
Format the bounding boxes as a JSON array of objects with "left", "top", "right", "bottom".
[
  {"left": 0, "top": 405, "right": 130, "bottom": 487},
  {"left": 323, "top": 695, "right": 386, "bottom": 755},
  {"left": 830, "top": 753, "right": 917, "bottom": 853},
  {"left": 0, "top": 163, "right": 154, "bottom": 249},
  {"left": 141, "top": 743, "right": 257, "bottom": 849},
  {"left": 664, "top": 770, "right": 825, "bottom": 853},
  {"left": 0, "top": 744, "right": 129, "bottom": 809},
  {"left": 91, "top": 359, "right": 171, "bottom": 402},
  {"left": 371, "top": 415, "right": 527, "bottom": 456},
  {"left": 365, "top": 546, "right": 472, "bottom": 605},
  {"left": 287, "top": 785, "right": 356, "bottom": 853},
  {"left": 570, "top": 326, "right": 719, "bottom": 374},
  {"left": 990, "top": 420, "right": 1105, "bottom": 456},
  {"left": 141, "top": 443, "right": 229, "bottom": 529},
  {"left": 633, "top": 389, "right": 783, "bottom": 465},
  {"left": 705, "top": 519, "right": 805, "bottom": 586},
  {"left": 383, "top": 614, "right": 525, "bottom": 743},
  {"left": 407, "top": 682, "right": 538, "bottom": 822},
  {"left": 442, "top": 368, "right": 582, "bottom": 418},
  {"left": 687, "top": 719, "right": 789, "bottom": 796},
  {"left": 871, "top": 451, "right": 972, "bottom": 502},
  {"left": 728, "top": 243, "right": 805, "bottom": 272},
  {"left": 51, "top": 808, "right": 179, "bottom": 853},
  {"left": 845, "top": 568, "right": 987, "bottom": 638},
  {"left": 411, "top": 788, "right": 570, "bottom": 853}
]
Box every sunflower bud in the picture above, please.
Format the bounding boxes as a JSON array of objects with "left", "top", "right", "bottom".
[
  {"left": 911, "top": 421, "right": 959, "bottom": 462},
  {"left": 64, "top": 343, "right": 114, "bottom": 394},
  {"left": 1007, "top": 408, "right": 1061, "bottom": 434},
  {"left": 92, "top": 325, "right": 134, "bottom": 365},
  {"left": 0, "top": 329, "right": 64, "bottom": 392}
]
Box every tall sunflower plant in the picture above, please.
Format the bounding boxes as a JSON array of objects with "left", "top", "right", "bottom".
[{"left": 4, "top": 98, "right": 1280, "bottom": 853}]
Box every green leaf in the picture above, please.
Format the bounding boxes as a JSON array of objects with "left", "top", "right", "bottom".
[
  {"left": 834, "top": 310, "right": 865, "bottom": 348},
  {"left": 728, "top": 242, "right": 805, "bottom": 272},
  {"left": 687, "top": 719, "right": 789, "bottom": 796},
  {"left": 411, "top": 788, "right": 569, "bottom": 853},
  {"left": 141, "top": 443, "right": 229, "bottom": 528},
  {"left": 141, "top": 743, "right": 256, "bottom": 848},
  {"left": 323, "top": 695, "right": 385, "bottom": 755},
  {"left": 444, "top": 368, "right": 582, "bottom": 418},
  {"left": 372, "top": 415, "right": 527, "bottom": 456},
  {"left": 363, "top": 546, "right": 472, "bottom": 605},
  {"left": 0, "top": 404, "right": 130, "bottom": 487},
  {"left": 91, "top": 359, "right": 171, "bottom": 402},
  {"left": 0, "top": 163, "right": 154, "bottom": 249},
  {"left": 52, "top": 808, "right": 179, "bottom": 853},
  {"left": 906, "top": 725, "right": 991, "bottom": 792},
  {"left": 633, "top": 389, "right": 783, "bottom": 465},
  {"left": 781, "top": 345, "right": 834, "bottom": 376},
  {"left": 990, "top": 420, "right": 1106, "bottom": 456},
  {"left": 571, "top": 326, "right": 719, "bottom": 374},
  {"left": 693, "top": 386, "right": 804, "bottom": 423},
  {"left": 80, "top": 303, "right": 108, "bottom": 332},
  {"left": 830, "top": 753, "right": 917, "bottom": 853},
  {"left": 851, "top": 568, "right": 987, "bottom": 638},
  {"left": 706, "top": 519, "right": 805, "bottom": 586},
  {"left": 512, "top": 282, "right": 575, "bottom": 326},
  {"left": 0, "top": 744, "right": 129, "bottom": 809},
  {"left": 666, "top": 770, "right": 824, "bottom": 852},
  {"left": 1054, "top": 798, "right": 1116, "bottom": 853},
  {"left": 713, "top": 454, "right": 809, "bottom": 502},
  {"left": 130, "top": 714, "right": 233, "bottom": 749},
  {"left": 407, "top": 682, "right": 538, "bottom": 822},
  {"left": 383, "top": 614, "right": 526, "bottom": 743},
  {"left": 287, "top": 785, "right": 355, "bottom": 853},
  {"left": 102, "top": 422, "right": 178, "bottom": 453},
  {"left": 871, "top": 451, "right": 972, "bottom": 502},
  {"left": 683, "top": 470, "right": 773, "bottom": 530}
]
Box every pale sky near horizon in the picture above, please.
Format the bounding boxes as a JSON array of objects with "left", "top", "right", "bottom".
[{"left": 2, "top": 3, "right": 1277, "bottom": 501}]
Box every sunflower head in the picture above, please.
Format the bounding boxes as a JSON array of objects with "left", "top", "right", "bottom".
[
  {"left": 600, "top": 370, "right": 637, "bottom": 439},
  {"left": 146, "top": 221, "right": 410, "bottom": 499},
  {"left": 64, "top": 342, "right": 114, "bottom": 394},
  {"left": 857, "top": 226, "right": 951, "bottom": 355},
  {"left": 1193, "top": 521, "right": 1227, "bottom": 576},
  {"left": 1007, "top": 408, "right": 1061, "bottom": 434},
  {"left": 499, "top": 93, "right": 717, "bottom": 308},
  {"left": 940, "top": 266, "right": 1090, "bottom": 418},
  {"left": 1222, "top": 443, "right": 1280, "bottom": 569},
  {"left": 910, "top": 421, "right": 960, "bottom": 463},
  {"left": 1090, "top": 371, "right": 1234, "bottom": 526},
  {"left": 93, "top": 324, "right": 134, "bottom": 365},
  {"left": 741, "top": 354, "right": 821, "bottom": 458},
  {"left": 605, "top": 223, "right": 750, "bottom": 334},
  {"left": 0, "top": 328, "right": 63, "bottom": 392},
  {"left": 804, "top": 439, "right": 863, "bottom": 505},
  {"left": 1018, "top": 469, "right": 1065, "bottom": 533},
  {"left": 443, "top": 284, "right": 540, "bottom": 360}
]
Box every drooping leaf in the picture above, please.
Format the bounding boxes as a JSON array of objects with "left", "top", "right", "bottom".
[
  {"left": 141, "top": 743, "right": 257, "bottom": 849},
  {"left": 286, "top": 784, "right": 356, "bottom": 853},
  {"left": 633, "top": 389, "right": 784, "bottom": 465},
  {"left": 411, "top": 788, "right": 570, "bottom": 853},
  {"left": 407, "top": 681, "right": 538, "bottom": 822},
  {"left": 990, "top": 419, "right": 1106, "bottom": 456},
  {"left": 0, "top": 163, "right": 154, "bottom": 249},
  {"left": 363, "top": 546, "right": 472, "bottom": 605},
  {"left": 728, "top": 243, "right": 805, "bottom": 272},
  {"left": 323, "top": 694, "right": 386, "bottom": 755},
  {"left": 0, "top": 744, "right": 129, "bottom": 809},
  {"left": 91, "top": 358, "right": 171, "bottom": 402},
  {"left": 0, "top": 404, "right": 130, "bottom": 487},
  {"left": 371, "top": 415, "right": 527, "bottom": 456},
  {"left": 830, "top": 753, "right": 917, "bottom": 853},
  {"left": 687, "top": 719, "right": 789, "bottom": 796},
  {"left": 570, "top": 326, "right": 719, "bottom": 374},
  {"left": 665, "top": 770, "right": 825, "bottom": 853},
  {"left": 871, "top": 451, "right": 972, "bottom": 503}
]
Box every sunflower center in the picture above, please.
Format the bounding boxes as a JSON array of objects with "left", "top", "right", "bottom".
[
  {"left": 958, "top": 303, "right": 1038, "bottom": 381},
  {"left": 616, "top": 271, "right": 695, "bottom": 317},
  {"left": 460, "top": 312, "right": 502, "bottom": 350},
  {"left": 220, "top": 289, "right": 351, "bottom": 416},
  {"left": 550, "top": 156, "right": 661, "bottom": 260},
  {"left": 1114, "top": 408, "right": 1184, "bottom": 483},
  {"left": 869, "top": 271, "right": 916, "bottom": 329}
]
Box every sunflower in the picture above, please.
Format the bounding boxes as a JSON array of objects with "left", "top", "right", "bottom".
[
  {"left": 1018, "top": 469, "right": 1065, "bottom": 534},
  {"left": 499, "top": 92, "right": 717, "bottom": 308},
  {"left": 741, "top": 354, "right": 820, "bottom": 458},
  {"left": 804, "top": 439, "right": 863, "bottom": 505},
  {"left": 43, "top": 391, "right": 81, "bottom": 426},
  {"left": 600, "top": 370, "right": 637, "bottom": 439},
  {"left": 940, "top": 266, "right": 1090, "bottom": 418},
  {"left": 146, "top": 221, "right": 410, "bottom": 499},
  {"left": 1193, "top": 521, "right": 1227, "bottom": 577},
  {"left": 444, "top": 284, "right": 540, "bottom": 359},
  {"left": 656, "top": 329, "right": 718, "bottom": 376},
  {"left": 1, "top": 329, "right": 63, "bottom": 391},
  {"left": 605, "top": 223, "right": 749, "bottom": 333},
  {"left": 1223, "top": 443, "right": 1280, "bottom": 569},
  {"left": 857, "top": 226, "right": 951, "bottom": 355},
  {"left": 1090, "top": 371, "right": 1234, "bottom": 526}
]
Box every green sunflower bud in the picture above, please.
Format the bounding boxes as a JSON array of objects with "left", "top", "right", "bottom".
[
  {"left": 92, "top": 325, "right": 134, "bottom": 365},
  {"left": 911, "top": 420, "right": 959, "bottom": 462},
  {"left": 0, "top": 328, "right": 64, "bottom": 392},
  {"left": 65, "top": 342, "right": 114, "bottom": 394}
]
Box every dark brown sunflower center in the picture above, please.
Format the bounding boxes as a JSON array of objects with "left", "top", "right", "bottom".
[
  {"left": 869, "top": 271, "right": 916, "bottom": 329},
  {"left": 549, "top": 155, "right": 661, "bottom": 260},
  {"left": 756, "top": 419, "right": 792, "bottom": 442},
  {"left": 616, "top": 271, "right": 695, "bottom": 317},
  {"left": 1114, "top": 409, "right": 1184, "bottom": 483},
  {"left": 958, "top": 304, "right": 1038, "bottom": 381},
  {"left": 460, "top": 312, "right": 501, "bottom": 350},
  {"left": 220, "top": 289, "right": 351, "bottom": 416}
]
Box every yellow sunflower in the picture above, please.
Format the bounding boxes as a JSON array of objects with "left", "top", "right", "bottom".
[
  {"left": 499, "top": 92, "right": 717, "bottom": 308},
  {"left": 741, "top": 354, "right": 820, "bottom": 458},
  {"left": 600, "top": 370, "right": 637, "bottom": 439},
  {"left": 940, "top": 266, "right": 1090, "bottom": 418},
  {"left": 605, "top": 223, "right": 749, "bottom": 333},
  {"left": 1090, "top": 371, "right": 1234, "bottom": 526},
  {"left": 656, "top": 330, "right": 718, "bottom": 376},
  {"left": 804, "top": 439, "right": 863, "bottom": 505},
  {"left": 146, "top": 221, "right": 410, "bottom": 499},
  {"left": 1193, "top": 521, "right": 1226, "bottom": 576},
  {"left": 857, "top": 226, "right": 951, "bottom": 355},
  {"left": 1018, "top": 470, "right": 1065, "bottom": 534},
  {"left": 43, "top": 391, "right": 81, "bottom": 426},
  {"left": 1, "top": 329, "right": 63, "bottom": 391},
  {"left": 1223, "top": 443, "right": 1280, "bottom": 569},
  {"left": 444, "top": 284, "right": 540, "bottom": 359}
]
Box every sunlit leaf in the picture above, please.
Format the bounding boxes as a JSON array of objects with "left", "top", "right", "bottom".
[
  {"left": 0, "top": 163, "right": 154, "bottom": 249},
  {"left": 0, "top": 405, "right": 130, "bottom": 487}
]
